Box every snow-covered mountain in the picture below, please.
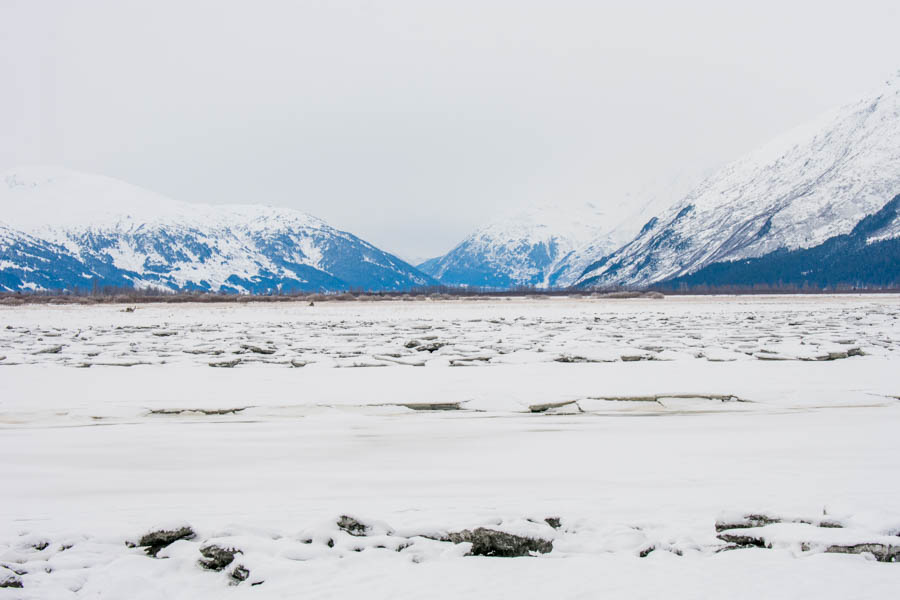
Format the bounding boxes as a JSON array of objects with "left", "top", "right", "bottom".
[
  {"left": 577, "top": 76, "right": 900, "bottom": 288},
  {"left": 419, "top": 172, "right": 703, "bottom": 289},
  {"left": 0, "top": 167, "right": 435, "bottom": 293},
  {"left": 417, "top": 202, "right": 618, "bottom": 289}
]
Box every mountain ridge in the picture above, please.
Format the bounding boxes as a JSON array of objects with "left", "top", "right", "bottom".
[
  {"left": 0, "top": 167, "right": 435, "bottom": 293},
  {"left": 575, "top": 77, "right": 900, "bottom": 288}
]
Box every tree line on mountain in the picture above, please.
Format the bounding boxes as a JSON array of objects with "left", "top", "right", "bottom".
[{"left": 658, "top": 194, "right": 900, "bottom": 292}]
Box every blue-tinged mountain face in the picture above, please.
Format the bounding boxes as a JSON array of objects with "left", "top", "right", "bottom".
[
  {"left": 0, "top": 225, "right": 135, "bottom": 292},
  {"left": 419, "top": 236, "right": 564, "bottom": 289},
  {"left": 418, "top": 202, "right": 622, "bottom": 290},
  {"left": 653, "top": 194, "right": 900, "bottom": 290},
  {"left": 0, "top": 167, "right": 435, "bottom": 293}
]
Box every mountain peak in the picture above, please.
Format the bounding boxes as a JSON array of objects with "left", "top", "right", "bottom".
[
  {"left": 577, "top": 76, "right": 900, "bottom": 287},
  {"left": 0, "top": 166, "right": 433, "bottom": 293}
]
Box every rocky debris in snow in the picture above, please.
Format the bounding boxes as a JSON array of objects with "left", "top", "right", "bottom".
[
  {"left": 0, "top": 572, "right": 23, "bottom": 589},
  {"left": 415, "top": 342, "right": 446, "bottom": 353},
  {"left": 544, "top": 517, "right": 561, "bottom": 529},
  {"left": 198, "top": 545, "right": 239, "bottom": 571},
  {"left": 149, "top": 407, "right": 248, "bottom": 416},
  {"left": 404, "top": 340, "right": 420, "bottom": 348},
  {"left": 121, "top": 306, "right": 135, "bottom": 313},
  {"left": 826, "top": 543, "right": 900, "bottom": 563},
  {"left": 138, "top": 526, "right": 196, "bottom": 557},
  {"left": 91, "top": 361, "right": 151, "bottom": 367},
  {"left": 152, "top": 331, "right": 177, "bottom": 337},
  {"left": 448, "top": 356, "right": 492, "bottom": 366},
  {"left": 529, "top": 400, "right": 579, "bottom": 413},
  {"left": 230, "top": 565, "right": 250, "bottom": 584},
  {"left": 716, "top": 532, "right": 770, "bottom": 549},
  {"left": 392, "top": 402, "right": 461, "bottom": 411},
  {"left": 715, "top": 514, "right": 783, "bottom": 532},
  {"left": 443, "top": 528, "right": 553, "bottom": 557},
  {"left": 290, "top": 360, "right": 308, "bottom": 368},
  {"left": 715, "top": 513, "right": 843, "bottom": 532},
  {"left": 621, "top": 354, "right": 652, "bottom": 362},
  {"left": 337, "top": 515, "right": 369, "bottom": 536},
  {"left": 593, "top": 393, "right": 743, "bottom": 404},
  {"left": 240, "top": 344, "right": 276, "bottom": 355},
  {"left": 33, "top": 345, "right": 63, "bottom": 354},
  {"left": 554, "top": 355, "right": 599, "bottom": 363},
  {"left": 209, "top": 358, "right": 241, "bottom": 368}
]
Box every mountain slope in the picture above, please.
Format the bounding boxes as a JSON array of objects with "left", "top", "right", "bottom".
[
  {"left": 0, "top": 167, "right": 435, "bottom": 293},
  {"left": 0, "top": 224, "right": 134, "bottom": 292},
  {"left": 577, "top": 76, "right": 900, "bottom": 288},
  {"left": 658, "top": 194, "right": 900, "bottom": 289},
  {"left": 417, "top": 202, "right": 616, "bottom": 289}
]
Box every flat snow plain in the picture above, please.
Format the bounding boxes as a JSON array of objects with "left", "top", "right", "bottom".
[{"left": 1, "top": 295, "right": 899, "bottom": 598}]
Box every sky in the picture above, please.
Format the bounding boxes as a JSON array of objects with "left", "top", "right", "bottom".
[{"left": 3, "top": 1, "right": 900, "bottom": 263}]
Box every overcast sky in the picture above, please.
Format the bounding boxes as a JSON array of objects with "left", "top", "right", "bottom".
[{"left": 3, "top": 1, "right": 899, "bottom": 262}]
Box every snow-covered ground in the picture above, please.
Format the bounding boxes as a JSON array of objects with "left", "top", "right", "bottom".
[{"left": 1, "top": 296, "right": 898, "bottom": 598}]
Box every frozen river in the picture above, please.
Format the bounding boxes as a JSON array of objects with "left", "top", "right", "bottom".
[{"left": 1, "top": 296, "right": 898, "bottom": 598}]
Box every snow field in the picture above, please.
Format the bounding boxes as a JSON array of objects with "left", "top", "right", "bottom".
[{"left": 1, "top": 296, "right": 898, "bottom": 598}]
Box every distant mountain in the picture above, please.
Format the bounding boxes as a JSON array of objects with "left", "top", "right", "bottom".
[
  {"left": 577, "top": 76, "right": 900, "bottom": 289},
  {"left": 0, "top": 167, "right": 435, "bottom": 293},
  {"left": 417, "top": 202, "right": 616, "bottom": 289},
  {"left": 419, "top": 171, "right": 703, "bottom": 290}
]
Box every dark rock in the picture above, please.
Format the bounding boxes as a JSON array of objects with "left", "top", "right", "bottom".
[
  {"left": 230, "top": 565, "right": 250, "bottom": 583},
  {"left": 394, "top": 402, "right": 461, "bottom": 411},
  {"left": 149, "top": 407, "right": 247, "bottom": 416},
  {"left": 716, "top": 533, "right": 769, "bottom": 548},
  {"left": 819, "top": 520, "right": 844, "bottom": 528},
  {"left": 715, "top": 513, "right": 842, "bottom": 532},
  {"left": 337, "top": 515, "right": 369, "bottom": 536},
  {"left": 415, "top": 342, "right": 446, "bottom": 353},
  {"left": 404, "top": 340, "right": 420, "bottom": 348},
  {"left": 554, "top": 355, "right": 591, "bottom": 363},
  {"left": 529, "top": 400, "right": 578, "bottom": 413},
  {"left": 621, "top": 354, "right": 648, "bottom": 362},
  {"left": 240, "top": 344, "right": 276, "bottom": 355},
  {"left": 152, "top": 331, "right": 177, "bottom": 337},
  {"left": 34, "top": 345, "right": 64, "bottom": 354},
  {"left": 444, "top": 528, "right": 553, "bottom": 557},
  {"left": 0, "top": 575, "right": 23, "bottom": 589},
  {"left": 209, "top": 358, "right": 241, "bottom": 368},
  {"left": 32, "top": 541, "right": 49, "bottom": 551},
  {"left": 139, "top": 526, "right": 196, "bottom": 557},
  {"left": 198, "top": 545, "right": 239, "bottom": 571},
  {"left": 826, "top": 543, "right": 900, "bottom": 563},
  {"left": 715, "top": 514, "right": 783, "bottom": 532},
  {"left": 544, "top": 517, "right": 561, "bottom": 529},
  {"left": 639, "top": 545, "right": 656, "bottom": 557}
]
